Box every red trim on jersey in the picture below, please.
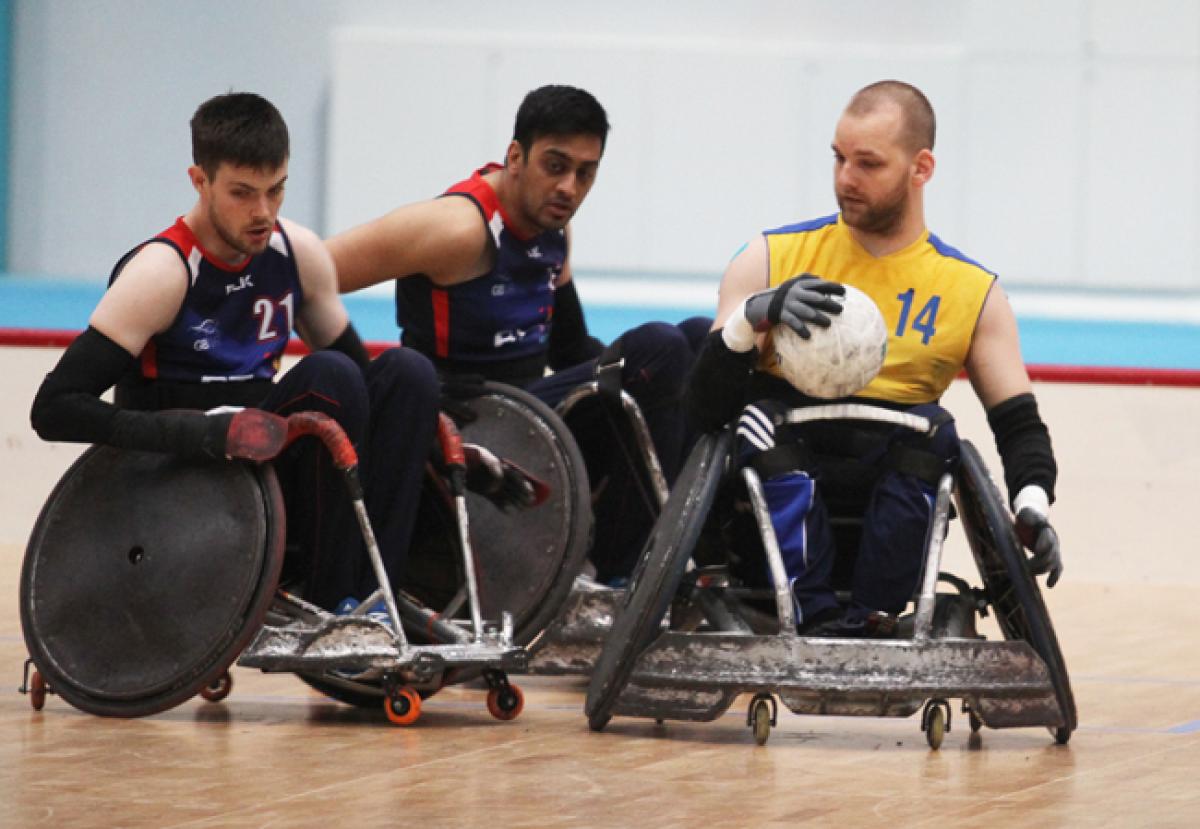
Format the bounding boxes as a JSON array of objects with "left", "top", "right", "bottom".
[
  {"left": 159, "top": 216, "right": 259, "bottom": 273},
  {"left": 432, "top": 289, "right": 451, "bottom": 357},
  {"left": 444, "top": 163, "right": 536, "bottom": 242},
  {"left": 140, "top": 338, "right": 159, "bottom": 379}
]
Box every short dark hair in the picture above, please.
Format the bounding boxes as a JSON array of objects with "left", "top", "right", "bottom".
[
  {"left": 512, "top": 85, "right": 609, "bottom": 154},
  {"left": 846, "top": 80, "right": 936, "bottom": 153},
  {"left": 190, "top": 92, "right": 290, "bottom": 178}
]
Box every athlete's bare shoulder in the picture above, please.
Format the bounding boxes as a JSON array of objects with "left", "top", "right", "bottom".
[
  {"left": 329, "top": 195, "right": 493, "bottom": 291},
  {"left": 90, "top": 239, "right": 191, "bottom": 356}
]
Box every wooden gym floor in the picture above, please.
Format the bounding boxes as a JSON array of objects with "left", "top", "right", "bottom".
[{"left": 1, "top": 346, "right": 1198, "bottom": 828}]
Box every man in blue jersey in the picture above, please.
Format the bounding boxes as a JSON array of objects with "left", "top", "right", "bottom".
[
  {"left": 29, "top": 92, "right": 445, "bottom": 611},
  {"left": 329, "top": 85, "right": 709, "bottom": 585},
  {"left": 686, "top": 80, "right": 1063, "bottom": 636}
]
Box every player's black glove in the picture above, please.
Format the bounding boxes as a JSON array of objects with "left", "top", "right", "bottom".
[
  {"left": 744, "top": 274, "right": 845, "bottom": 338},
  {"left": 722, "top": 274, "right": 845, "bottom": 354},
  {"left": 1013, "top": 484, "right": 1063, "bottom": 588}
]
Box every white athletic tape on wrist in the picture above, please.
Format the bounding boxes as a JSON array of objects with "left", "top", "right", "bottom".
[
  {"left": 1013, "top": 484, "right": 1050, "bottom": 518},
  {"left": 721, "top": 305, "right": 757, "bottom": 353}
]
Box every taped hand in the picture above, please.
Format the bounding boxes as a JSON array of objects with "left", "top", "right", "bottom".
[
  {"left": 1013, "top": 485, "right": 1063, "bottom": 588},
  {"left": 205, "top": 407, "right": 289, "bottom": 462}
]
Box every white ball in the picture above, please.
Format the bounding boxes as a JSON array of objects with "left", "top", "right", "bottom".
[{"left": 771, "top": 284, "right": 888, "bottom": 399}]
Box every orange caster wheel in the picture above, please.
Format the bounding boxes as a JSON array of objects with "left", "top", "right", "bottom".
[
  {"left": 199, "top": 670, "right": 233, "bottom": 703},
  {"left": 29, "top": 670, "right": 47, "bottom": 711},
  {"left": 486, "top": 682, "right": 524, "bottom": 721},
  {"left": 384, "top": 686, "right": 422, "bottom": 726}
]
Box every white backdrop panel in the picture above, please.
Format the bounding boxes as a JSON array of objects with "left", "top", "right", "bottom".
[{"left": 326, "top": 29, "right": 976, "bottom": 276}]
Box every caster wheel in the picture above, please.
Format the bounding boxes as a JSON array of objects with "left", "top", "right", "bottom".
[
  {"left": 29, "top": 670, "right": 47, "bottom": 711},
  {"left": 199, "top": 671, "right": 233, "bottom": 703},
  {"left": 486, "top": 683, "right": 524, "bottom": 721},
  {"left": 746, "top": 693, "right": 777, "bottom": 746},
  {"left": 751, "top": 697, "right": 772, "bottom": 746},
  {"left": 1049, "top": 725, "right": 1071, "bottom": 745},
  {"left": 969, "top": 710, "right": 983, "bottom": 734},
  {"left": 385, "top": 687, "right": 422, "bottom": 726},
  {"left": 925, "top": 704, "right": 946, "bottom": 750}
]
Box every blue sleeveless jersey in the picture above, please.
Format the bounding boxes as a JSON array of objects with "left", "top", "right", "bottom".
[
  {"left": 395, "top": 164, "right": 566, "bottom": 380},
  {"left": 110, "top": 217, "right": 303, "bottom": 386}
]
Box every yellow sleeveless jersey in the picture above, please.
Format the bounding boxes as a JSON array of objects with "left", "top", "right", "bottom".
[{"left": 760, "top": 214, "right": 996, "bottom": 405}]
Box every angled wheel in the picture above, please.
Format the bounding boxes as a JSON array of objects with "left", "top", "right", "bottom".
[
  {"left": 956, "top": 441, "right": 1077, "bottom": 741},
  {"left": 21, "top": 448, "right": 285, "bottom": 718},
  {"left": 408, "top": 381, "right": 593, "bottom": 646},
  {"left": 585, "top": 429, "right": 732, "bottom": 731},
  {"left": 487, "top": 683, "right": 525, "bottom": 721}
]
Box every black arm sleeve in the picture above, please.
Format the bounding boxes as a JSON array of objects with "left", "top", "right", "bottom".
[
  {"left": 548, "top": 279, "right": 604, "bottom": 370},
  {"left": 30, "top": 326, "right": 225, "bottom": 457},
  {"left": 986, "top": 391, "right": 1058, "bottom": 505},
  {"left": 323, "top": 322, "right": 371, "bottom": 370},
  {"left": 684, "top": 330, "right": 757, "bottom": 433}
]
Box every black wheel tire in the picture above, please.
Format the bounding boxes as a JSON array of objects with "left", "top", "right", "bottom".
[
  {"left": 956, "top": 440, "right": 1077, "bottom": 738},
  {"left": 585, "top": 429, "right": 732, "bottom": 731},
  {"left": 21, "top": 449, "right": 284, "bottom": 718}
]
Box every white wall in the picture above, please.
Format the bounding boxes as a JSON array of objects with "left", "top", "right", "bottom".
[{"left": 9, "top": 0, "right": 1200, "bottom": 291}]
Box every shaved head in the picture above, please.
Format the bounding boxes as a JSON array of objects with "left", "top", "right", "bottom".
[{"left": 845, "top": 80, "right": 936, "bottom": 154}]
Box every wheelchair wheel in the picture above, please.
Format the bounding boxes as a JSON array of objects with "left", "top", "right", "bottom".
[
  {"left": 21, "top": 447, "right": 285, "bottom": 718},
  {"left": 412, "top": 380, "right": 593, "bottom": 645},
  {"left": 955, "top": 440, "right": 1077, "bottom": 740},
  {"left": 585, "top": 428, "right": 732, "bottom": 731}
]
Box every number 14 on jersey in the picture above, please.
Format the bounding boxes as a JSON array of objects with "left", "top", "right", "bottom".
[{"left": 895, "top": 289, "right": 939, "bottom": 345}]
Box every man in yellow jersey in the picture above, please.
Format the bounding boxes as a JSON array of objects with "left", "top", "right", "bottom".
[{"left": 685, "top": 80, "right": 1061, "bottom": 637}]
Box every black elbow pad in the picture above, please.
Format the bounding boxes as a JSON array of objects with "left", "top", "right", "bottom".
[{"left": 986, "top": 392, "right": 1058, "bottom": 505}]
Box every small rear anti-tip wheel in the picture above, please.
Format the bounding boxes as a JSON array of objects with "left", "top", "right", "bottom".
[
  {"left": 198, "top": 670, "right": 232, "bottom": 703},
  {"left": 749, "top": 695, "right": 776, "bottom": 746},
  {"left": 384, "top": 686, "right": 422, "bottom": 726},
  {"left": 29, "top": 670, "right": 47, "bottom": 711},
  {"left": 486, "top": 683, "right": 525, "bottom": 721},
  {"left": 922, "top": 699, "right": 949, "bottom": 750},
  {"left": 1049, "top": 725, "right": 1071, "bottom": 745},
  {"left": 963, "top": 701, "right": 982, "bottom": 733}
]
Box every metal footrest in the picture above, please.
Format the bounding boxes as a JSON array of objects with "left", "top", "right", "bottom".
[
  {"left": 525, "top": 579, "right": 624, "bottom": 675},
  {"left": 239, "top": 615, "right": 527, "bottom": 682},
  {"left": 616, "top": 631, "right": 1065, "bottom": 729}
]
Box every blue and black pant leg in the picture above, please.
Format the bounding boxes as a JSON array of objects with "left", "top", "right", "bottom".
[
  {"left": 360, "top": 347, "right": 441, "bottom": 601},
  {"left": 736, "top": 400, "right": 840, "bottom": 627},
  {"left": 850, "top": 403, "right": 960, "bottom": 618},
  {"left": 260, "top": 350, "right": 371, "bottom": 610}
]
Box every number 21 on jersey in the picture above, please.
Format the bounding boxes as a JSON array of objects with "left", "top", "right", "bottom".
[{"left": 253, "top": 293, "right": 294, "bottom": 341}]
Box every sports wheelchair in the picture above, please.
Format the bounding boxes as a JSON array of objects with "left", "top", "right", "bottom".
[
  {"left": 19, "top": 381, "right": 591, "bottom": 725},
  {"left": 583, "top": 403, "right": 1077, "bottom": 749}
]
